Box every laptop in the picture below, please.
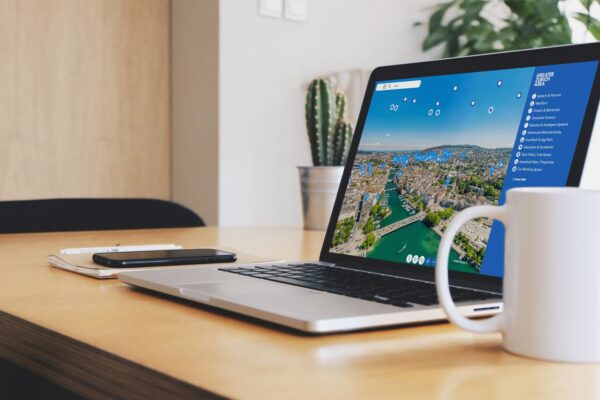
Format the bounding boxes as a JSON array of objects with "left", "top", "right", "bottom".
[{"left": 120, "top": 43, "right": 600, "bottom": 333}]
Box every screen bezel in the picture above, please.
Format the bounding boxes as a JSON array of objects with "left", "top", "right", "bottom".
[{"left": 320, "top": 43, "right": 600, "bottom": 293}]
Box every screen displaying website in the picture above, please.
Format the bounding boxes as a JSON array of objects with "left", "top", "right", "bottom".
[{"left": 329, "top": 61, "right": 598, "bottom": 277}]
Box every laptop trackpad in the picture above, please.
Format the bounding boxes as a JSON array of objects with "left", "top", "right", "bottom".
[
  {"left": 179, "top": 280, "right": 320, "bottom": 299},
  {"left": 178, "top": 279, "right": 393, "bottom": 322}
]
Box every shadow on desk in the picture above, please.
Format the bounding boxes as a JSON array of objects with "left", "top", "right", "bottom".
[{"left": 0, "top": 358, "right": 82, "bottom": 400}]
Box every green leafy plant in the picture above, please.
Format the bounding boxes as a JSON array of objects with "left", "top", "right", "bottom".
[
  {"left": 417, "top": 0, "right": 600, "bottom": 58},
  {"left": 305, "top": 78, "right": 354, "bottom": 166}
]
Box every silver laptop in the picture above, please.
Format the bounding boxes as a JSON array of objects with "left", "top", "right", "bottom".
[{"left": 120, "top": 43, "right": 600, "bottom": 333}]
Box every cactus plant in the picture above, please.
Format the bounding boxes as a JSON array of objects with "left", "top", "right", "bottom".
[
  {"left": 335, "top": 92, "right": 347, "bottom": 123},
  {"left": 305, "top": 78, "right": 336, "bottom": 166},
  {"left": 333, "top": 120, "right": 353, "bottom": 166},
  {"left": 305, "top": 78, "right": 354, "bottom": 166}
]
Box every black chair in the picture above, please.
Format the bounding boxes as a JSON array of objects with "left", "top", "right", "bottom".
[
  {"left": 0, "top": 198, "right": 204, "bottom": 398},
  {"left": 0, "top": 198, "right": 204, "bottom": 233}
]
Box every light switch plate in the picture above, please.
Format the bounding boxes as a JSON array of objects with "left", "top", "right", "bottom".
[
  {"left": 284, "top": 0, "right": 306, "bottom": 22},
  {"left": 259, "top": 0, "right": 283, "bottom": 18}
]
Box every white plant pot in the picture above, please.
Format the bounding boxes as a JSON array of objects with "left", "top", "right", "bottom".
[{"left": 298, "top": 166, "right": 344, "bottom": 230}]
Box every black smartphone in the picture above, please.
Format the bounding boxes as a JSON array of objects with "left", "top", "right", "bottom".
[{"left": 92, "top": 249, "right": 237, "bottom": 268}]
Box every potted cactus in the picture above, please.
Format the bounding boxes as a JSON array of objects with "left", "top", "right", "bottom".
[{"left": 299, "top": 78, "right": 354, "bottom": 230}]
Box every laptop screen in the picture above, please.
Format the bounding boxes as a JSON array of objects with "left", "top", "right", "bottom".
[{"left": 328, "top": 60, "right": 598, "bottom": 278}]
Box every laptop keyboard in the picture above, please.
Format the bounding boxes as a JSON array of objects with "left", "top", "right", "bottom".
[{"left": 219, "top": 263, "right": 501, "bottom": 308}]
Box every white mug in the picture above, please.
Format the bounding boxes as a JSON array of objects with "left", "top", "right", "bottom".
[{"left": 436, "top": 187, "right": 600, "bottom": 363}]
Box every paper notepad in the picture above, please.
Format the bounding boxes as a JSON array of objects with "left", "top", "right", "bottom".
[{"left": 48, "top": 245, "right": 284, "bottom": 279}]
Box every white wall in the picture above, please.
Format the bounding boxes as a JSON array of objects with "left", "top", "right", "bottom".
[{"left": 218, "top": 0, "right": 440, "bottom": 226}]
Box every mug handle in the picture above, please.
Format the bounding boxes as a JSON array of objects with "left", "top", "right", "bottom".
[{"left": 435, "top": 205, "right": 508, "bottom": 333}]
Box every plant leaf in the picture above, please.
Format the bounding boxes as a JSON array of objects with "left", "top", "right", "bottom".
[
  {"left": 460, "top": 0, "right": 486, "bottom": 18},
  {"left": 419, "top": 0, "right": 576, "bottom": 59},
  {"left": 443, "top": 34, "right": 460, "bottom": 57},
  {"left": 574, "top": 11, "right": 592, "bottom": 27},
  {"left": 428, "top": 1, "right": 454, "bottom": 34},
  {"left": 423, "top": 27, "right": 450, "bottom": 51},
  {"left": 587, "top": 18, "right": 600, "bottom": 40}
]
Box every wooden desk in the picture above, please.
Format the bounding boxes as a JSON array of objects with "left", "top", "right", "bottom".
[{"left": 0, "top": 227, "right": 598, "bottom": 399}]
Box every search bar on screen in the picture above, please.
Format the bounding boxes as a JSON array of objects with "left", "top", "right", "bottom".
[{"left": 376, "top": 80, "right": 421, "bottom": 91}]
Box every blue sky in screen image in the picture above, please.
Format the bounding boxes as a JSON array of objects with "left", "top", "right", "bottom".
[{"left": 360, "top": 67, "right": 535, "bottom": 151}]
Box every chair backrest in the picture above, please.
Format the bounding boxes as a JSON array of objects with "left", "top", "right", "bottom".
[{"left": 0, "top": 198, "right": 205, "bottom": 233}]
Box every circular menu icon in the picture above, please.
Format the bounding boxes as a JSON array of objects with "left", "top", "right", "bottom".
[{"left": 418, "top": 256, "right": 425, "bottom": 265}]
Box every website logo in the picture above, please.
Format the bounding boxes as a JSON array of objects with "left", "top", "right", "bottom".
[{"left": 534, "top": 71, "right": 555, "bottom": 87}]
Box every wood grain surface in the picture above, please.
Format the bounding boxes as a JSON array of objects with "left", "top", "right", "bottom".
[
  {"left": 0, "top": 0, "right": 170, "bottom": 201},
  {"left": 0, "top": 227, "right": 599, "bottom": 399}
]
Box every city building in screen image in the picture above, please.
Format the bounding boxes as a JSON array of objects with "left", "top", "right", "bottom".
[{"left": 329, "top": 67, "right": 534, "bottom": 274}]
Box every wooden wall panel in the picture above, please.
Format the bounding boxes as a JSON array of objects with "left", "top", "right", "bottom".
[{"left": 0, "top": 0, "right": 170, "bottom": 200}]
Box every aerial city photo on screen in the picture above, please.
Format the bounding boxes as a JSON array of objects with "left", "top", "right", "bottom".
[{"left": 329, "top": 67, "right": 534, "bottom": 274}]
